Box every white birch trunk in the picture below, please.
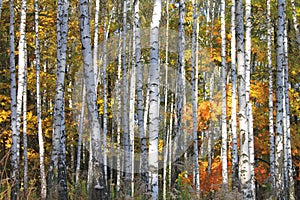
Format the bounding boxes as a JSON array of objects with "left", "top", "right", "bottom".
[
  {"left": 220, "top": 0, "right": 228, "bottom": 191},
  {"left": 236, "top": 0, "right": 251, "bottom": 198},
  {"left": 135, "top": 0, "right": 147, "bottom": 183},
  {"left": 48, "top": 0, "right": 69, "bottom": 198},
  {"left": 245, "top": 0, "right": 255, "bottom": 197},
  {"left": 121, "top": 0, "right": 131, "bottom": 197},
  {"left": 9, "top": 0, "right": 18, "bottom": 197},
  {"left": 102, "top": 9, "right": 108, "bottom": 186},
  {"left": 75, "top": 82, "right": 85, "bottom": 186},
  {"left": 23, "top": 45, "right": 28, "bottom": 195},
  {"left": 93, "top": 0, "right": 100, "bottom": 87},
  {"left": 192, "top": 0, "right": 200, "bottom": 193},
  {"left": 116, "top": 32, "right": 122, "bottom": 194},
  {"left": 231, "top": 0, "right": 239, "bottom": 190},
  {"left": 163, "top": 1, "right": 169, "bottom": 197},
  {"left": 12, "top": 0, "right": 27, "bottom": 197},
  {"left": 79, "top": 0, "right": 108, "bottom": 198},
  {"left": 129, "top": 23, "right": 136, "bottom": 198},
  {"left": 267, "top": 0, "right": 275, "bottom": 192},
  {"left": 174, "top": 0, "right": 185, "bottom": 181},
  {"left": 34, "top": 0, "right": 47, "bottom": 197},
  {"left": 148, "top": 0, "right": 161, "bottom": 198},
  {"left": 275, "top": 0, "right": 286, "bottom": 198}
]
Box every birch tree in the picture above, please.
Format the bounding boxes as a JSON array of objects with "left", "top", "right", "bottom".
[
  {"left": 245, "top": 0, "right": 255, "bottom": 197},
  {"left": 47, "top": 0, "right": 69, "bottom": 198},
  {"left": 275, "top": 0, "right": 286, "bottom": 198},
  {"left": 75, "top": 82, "right": 85, "bottom": 187},
  {"left": 191, "top": 0, "right": 200, "bottom": 193},
  {"left": 9, "top": 0, "right": 18, "bottom": 197},
  {"left": 102, "top": 2, "right": 108, "bottom": 186},
  {"left": 116, "top": 32, "right": 122, "bottom": 194},
  {"left": 79, "top": 0, "right": 108, "bottom": 198},
  {"left": 220, "top": 0, "right": 228, "bottom": 191},
  {"left": 174, "top": 0, "right": 185, "bottom": 182},
  {"left": 135, "top": 0, "right": 147, "bottom": 190},
  {"left": 163, "top": 1, "right": 169, "bottom": 198},
  {"left": 148, "top": 0, "right": 161, "bottom": 199},
  {"left": 34, "top": 0, "right": 47, "bottom": 198},
  {"left": 129, "top": 2, "right": 136, "bottom": 195},
  {"left": 267, "top": 0, "right": 275, "bottom": 193},
  {"left": 230, "top": 0, "right": 239, "bottom": 190},
  {"left": 23, "top": 44, "right": 28, "bottom": 195},
  {"left": 12, "top": 0, "right": 27, "bottom": 197},
  {"left": 93, "top": 0, "right": 100, "bottom": 87},
  {"left": 121, "top": 0, "right": 132, "bottom": 197},
  {"left": 236, "top": 0, "right": 251, "bottom": 198}
]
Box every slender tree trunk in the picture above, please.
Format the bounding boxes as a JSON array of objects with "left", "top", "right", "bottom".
[
  {"left": 236, "top": 0, "right": 251, "bottom": 198},
  {"left": 121, "top": 0, "right": 131, "bottom": 197},
  {"left": 34, "top": 0, "right": 47, "bottom": 197},
  {"left": 275, "top": 0, "right": 286, "bottom": 198},
  {"left": 12, "top": 0, "right": 27, "bottom": 197},
  {"left": 168, "top": 94, "right": 174, "bottom": 189},
  {"left": 75, "top": 82, "right": 85, "bottom": 187},
  {"left": 47, "top": 0, "right": 69, "bottom": 198},
  {"left": 135, "top": 0, "right": 147, "bottom": 192},
  {"left": 174, "top": 0, "right": 185, "bottom": 183},
  {"left": 245, "top": 0, "right": 255, "bottom": 197},
  {"left": 93, "top": 0, "right": 100, "bottom": 87},
  {"left": 23, "top": 45, "right": 28, "bottom": 195},
  {"left": 220, "top": 0, "right": 228, "bottom": 191},
  {"left": 129, "top": 5, "right": 136, "bottom": 195},
  {"left": 192, "top": 0, "right": 200, "bottom": 193},
  {"left": 231, "top": 0, "right": 239, "bottom": 190},
  {"left": 116, "top": 32, "right": 122, "bottom": 194},
  {"left": 79, "top": 0, "right": 108, "bottom": 198},
  {"left": 9, "top": 0, "right": 18, "bottom": 195},
  {"left": 267, "top": 0, "right": 275, "bottom": 193},
  {"left": 163, "top": 1, "right": 169, "bottom": 198},
  {"left": 102, "top": 3, "right": 108, "bottom": 186},
  {"left": 148, "top": 0, "right": 161, "bottom": 199}
]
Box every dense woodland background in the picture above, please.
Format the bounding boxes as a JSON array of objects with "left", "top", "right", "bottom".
[{"left": 0, "top": 0, "right": 300, "bottom": 199}]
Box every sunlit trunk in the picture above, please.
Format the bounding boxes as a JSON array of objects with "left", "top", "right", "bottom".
[
  {"left": 220, "top": 0, "right": 228, "bottom": 191},
  {"left": 79, "top": 0, "right": 108, "bottom": 198},
  {"left": 34, "top": 0, "right": 47, "bottom": 197},
  {"left": 148, "top": 0, "right": 161, "bottom": 198}
]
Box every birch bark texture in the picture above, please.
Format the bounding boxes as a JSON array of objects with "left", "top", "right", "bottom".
[
  {"left": 236, "top": 0, "right": 251, "bottom": 198},
  {"left": 9, "top": 0, "right": 18, "bottom": 197},
  {"left": 245, "top": 0, "right": 255, "bottom": 197},
  {"left": 220, "top": 0, "right": 228, "bottom": 191},
  {"left": 135, "top": 0, "right": 148, "bottom": 190},
  {"left": 79, "top": 0, "right": 108, "bottom": 198},
  {"left": 230, "top": 0, "right": 239, "bottom": 190},
  {"left": 11, "top": 0, "right": 27, "bottom": 197},
  {"left": 191, "top": 0, "right": 200, "bottom": 193},
  {"left": 267, "top": 0, "right": 275, "bottom": 193},
  {"left": 121, "top": 0, "right": 132, "bottom": 197},
  {"left": 47, "top": 0, "right": 69, "bottom": 198},
  {"left": 275, "top": 0, "right": 286, "bottom": 198},
  {"left": 148, "top": 0, "right": 161, "bottom": 199},
  {"left": 34, "top": 0, "right": 47, "bottom": 197}
]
